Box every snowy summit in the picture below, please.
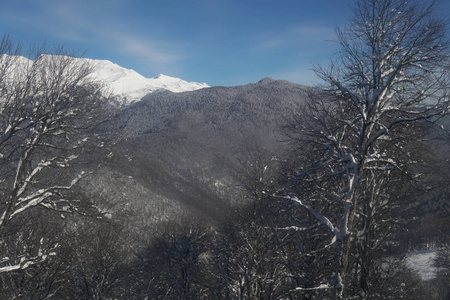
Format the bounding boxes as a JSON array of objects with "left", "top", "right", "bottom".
[{"left": 88, "top": 59, "right": 209, "bottom": 106}]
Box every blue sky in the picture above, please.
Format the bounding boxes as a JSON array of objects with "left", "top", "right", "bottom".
[{"left": 0, "top": 0, "right": 412, "bottom": 86}]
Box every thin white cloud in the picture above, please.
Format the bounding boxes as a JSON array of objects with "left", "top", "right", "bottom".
[
  {"left": 5, "top": 0, "right": 184, "bottom": 71},
  {"left": 118, "top": 36, "right": 182, "bottom": 66},
  {"left": 254, "top": 25, "right": 336, "bottom": 55}
]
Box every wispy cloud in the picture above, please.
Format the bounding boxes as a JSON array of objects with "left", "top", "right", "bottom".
[
  {"left": 3, "top": 0, "right": 184, "bottom": 72},
  {"left": 56, "top": 1, "right": 182, "bottom": 67},
  {"left": 254, "top": 25, "right": 336, "bottom": 55},
  {"left": 117, "top": 36, "right": 182, "bottom": 66}
]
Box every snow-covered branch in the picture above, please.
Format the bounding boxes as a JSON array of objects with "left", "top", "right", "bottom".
[
  {"left": 276, "top": 195, "right": 343, "bottom": 241},
  {"left": 293, "top": 284, "right": 332, "bottom": 291},
  {"left": 0, "top": 242, "right": 58, "bottom": 274}
]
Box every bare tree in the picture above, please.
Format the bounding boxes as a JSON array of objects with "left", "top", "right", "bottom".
[
  {"left": 0, "top": 36, "right": 107, "bottom": 273},
  {"left": 64, "top": 221, "right": 130, "bottom": 300},
  {"left": 133, "top": 222, "right": 211, "bottom": 299},
  {"left": 281, "top": 0, "right": 449, "bottom": 298}
]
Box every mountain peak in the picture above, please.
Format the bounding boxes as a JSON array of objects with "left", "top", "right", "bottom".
[
  {"left": 258, "top": 77, "right": 275, "bottom": 84},
  {"left": 153, "top": 74, "right": 167, "bottom": 79},
  {"left": 85, "top": 61, "right": 209, "bottom": 106}
]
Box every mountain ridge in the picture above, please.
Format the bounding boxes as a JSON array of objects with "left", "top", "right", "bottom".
[
  {"left": 1, "top": 54, "right": 209, "bottom": 107},
  {"left": 87, "top": 58, "right": 209, "bottom": 106},
  {"left": 87, "top": 77, "right": 310, "bottom": 224}
]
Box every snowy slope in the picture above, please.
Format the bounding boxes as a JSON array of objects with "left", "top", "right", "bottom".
[
  {"left": 1, "top": 55, "right": 209, "bottom": 106},
  {"left": 0, "top": 54, "right": 33, "bottom": 82},
  {"left": 405, "top": 250, "right": 437, "bottom": 281},
  {"left": 87, "top": 59, "right": 209, "bottom": 106}
]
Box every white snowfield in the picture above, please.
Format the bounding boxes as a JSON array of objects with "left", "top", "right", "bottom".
[
  {"left": 0, "top": 54, "right": 209, "bottom": 106},
  {"left": 88, "top": 59, "right": 209, "bottom": 106},
  {"left": 405, "top": 250, "right": 437, "bottom": 281}
]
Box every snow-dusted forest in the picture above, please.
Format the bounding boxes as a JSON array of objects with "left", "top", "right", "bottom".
[{"left": 0, "top": 0, "right": 449, "bottom": 299}]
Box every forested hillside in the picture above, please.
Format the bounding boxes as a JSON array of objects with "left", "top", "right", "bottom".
[{"left": 86, "top": 78, "right": 308, "bottom": 223}]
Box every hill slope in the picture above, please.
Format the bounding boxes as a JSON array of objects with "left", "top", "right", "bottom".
[{"left": 87, "top": 78, "right": 309, "bottom": 225}]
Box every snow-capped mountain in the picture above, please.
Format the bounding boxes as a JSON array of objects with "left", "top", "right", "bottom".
[
  {"left": 1, "top": 54, "right": 209, "bottom": 106},
  {"left": 88, "top": 59, "right": 209, "bottom": 106}
]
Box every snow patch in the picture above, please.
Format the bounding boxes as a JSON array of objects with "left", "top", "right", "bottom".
[{"left": 405, "top": 250, "right": 437, "bottom": 281}]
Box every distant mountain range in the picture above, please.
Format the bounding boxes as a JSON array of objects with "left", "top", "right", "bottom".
[{"left": 3, "top": 55, "right": 209, "bottom": 106}]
